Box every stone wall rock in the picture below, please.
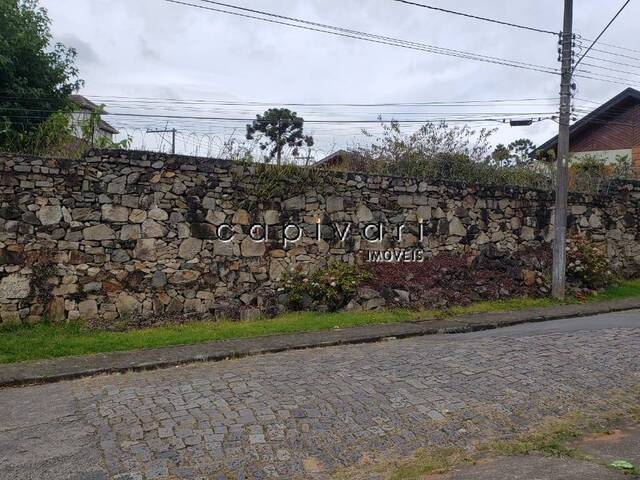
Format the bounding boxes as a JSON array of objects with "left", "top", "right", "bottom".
[{"left": 1, "top": 149, "right": 640, "bottom": 325}]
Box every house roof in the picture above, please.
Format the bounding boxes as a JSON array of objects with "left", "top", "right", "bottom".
[
  {"left": 70, "top": 94, "right": 120, "bottom": 135},
  {"left": 70, "top": 94, "right": 101, "bottom": 112},
  {"left": 314, "top": 149, "right": 351, "bottom": 167},
  {"left": 536, "top": 87, "right": 640, "bottom": 154}
]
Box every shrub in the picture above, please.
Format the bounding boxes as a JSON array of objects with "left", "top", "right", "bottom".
[
  {"left": 566, "top": 239, "right": 614, "bottom": 289},
  {"left": 283, "top": 262, "right": 371, "bottom": 311},
  {"left": 252, "top": 162, "right": 326, "bottom": 201},
  {"left": 570, "top": 154, "right": 633, "bottom": 193},
  {"left": 320, "top": 122, "right": 631, "bottom": 194}
]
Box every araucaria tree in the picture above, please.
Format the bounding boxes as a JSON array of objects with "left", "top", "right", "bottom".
[
  {"left": 246, "top": 108, "right": 314, "bottom": 165},
  {"left": 0, "top": 0, "right": 83, "bottom": 151},
  {"left": 491, "top": 138, "right": 537, "bottom": 166}
]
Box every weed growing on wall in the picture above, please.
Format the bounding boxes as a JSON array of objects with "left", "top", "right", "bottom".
[
  {"left": 283, "top": 262, "right": 371, "bottom": 312},
  {"left": 253, "top": 162, "right": 329, "bottom": 201},
  {"left": 29, "top": 260, "right": 57, "bottom": 305}
]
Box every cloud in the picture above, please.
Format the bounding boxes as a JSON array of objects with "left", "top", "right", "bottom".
[
  {"left": 57, "top": 34, "right": 101, "bottom": 65},
  {"left": 40, "top": 0, "right": 639, "bottom": 156}
]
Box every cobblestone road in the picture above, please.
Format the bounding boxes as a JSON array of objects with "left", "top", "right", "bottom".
[{"left": 1, "top": 321, "right": 639, "bottom": 480}]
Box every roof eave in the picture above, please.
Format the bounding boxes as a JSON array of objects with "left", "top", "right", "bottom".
[{"left": 534, "top": 87, "right": 640, "bottom": 155}]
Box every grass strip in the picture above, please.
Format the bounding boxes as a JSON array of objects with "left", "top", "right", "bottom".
[{"left": 1, "top": 280, "right": 639, "bottom": 364}]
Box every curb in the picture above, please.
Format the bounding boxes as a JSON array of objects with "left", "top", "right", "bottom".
[{"left": 1, "top": 297, "right": 640, "bottom": 388}]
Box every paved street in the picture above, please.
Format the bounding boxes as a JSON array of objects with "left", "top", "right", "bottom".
[{"left": 1, "top": 311, "right": 639, "bottom": 480}]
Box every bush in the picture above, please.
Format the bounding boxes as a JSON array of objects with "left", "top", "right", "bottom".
[
  {"left": 322, "top": 121, "right": 553, "bottom": 189},
  {"left": 283, "top": 262, "right": 371, "bottom": 311},
  {"left": 566, "top": 239, "right": 614, "bottom": 289},
  {"left": 252, "top": 162, "right": 326, "bottom": 201},
  {"left": 570, "top": 154, "right": 633, "bottom": 193},
  {"left": 321, "top": 122, "right": 632, "bottom": 194}
]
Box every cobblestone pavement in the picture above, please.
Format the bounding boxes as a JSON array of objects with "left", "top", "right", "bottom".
[{"left": 1, "top": 324, "right": 639, "bottom": 480}]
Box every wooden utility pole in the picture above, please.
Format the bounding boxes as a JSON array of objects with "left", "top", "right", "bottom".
[{"left": 552, "top": 0, "right": 574, "bottom": 300}]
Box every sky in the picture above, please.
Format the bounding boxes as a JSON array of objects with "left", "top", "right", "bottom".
[{"left": 41, "top": 0, "right": 640, "bottom": 160}]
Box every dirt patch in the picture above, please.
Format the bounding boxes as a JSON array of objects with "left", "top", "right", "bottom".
[
  {"left": 581, "top": 429, "right": 629, "bottom": 444},
  {"left": 365, "top": 247, "right": 550, "bottom": 310}
]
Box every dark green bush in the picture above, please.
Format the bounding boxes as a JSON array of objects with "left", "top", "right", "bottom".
[
  {"left": 283, "top": 262, "right": 371, "bottom": 311},
  {"left": 566, "top": 239, "right": 614, "bottom": 289}
]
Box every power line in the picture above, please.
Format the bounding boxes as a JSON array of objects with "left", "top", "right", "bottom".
[
  {"left": 574, "top": 74, "right": 640, "bottom": 89},
  {"left": 573, "top": 97, "right": 603, "bottom": 104},
  {"left": 0, "top": 93, "right": 561, "bottom": 108},
  {"left": 392, "top": 0, "right": 640, "bottom": 59},
  {"left": 1, "top": 111, "right": 557, "bottom": 124},
  {"left": 589, "top": 46, "right": 640, "bottom": 62},
  {"left": 580, "top": 37, "right": 640, "bottom": 56},
  {"left": 166, "top": 0, "right": 640, "bottom": 90},
  {"left": 575, "top": 67, "right": 640, "bottom": 86},
  {"left": 185, "top": 0, "right": 640, "bottom": 70},
  {"left": 161, "top": 0, "right": 559, "bottom": 75},
  {"left": 572, "top": 68, "right": 640, "bottom": 88},
  {"left": 573, "top": 0, "right": 633, "bottom": 71},
  {"left": 0, "top": 100, "right": 563, "bottom": 117},
  {"left": 575, "top": 75, "right": 639, "bottom": 88},
  {"left": 391, "top": 0, "right": 557, "bottom": 35},
  {"left": 583, "top": 54, "right": 640, "bottom": 70},
  {"left": 579, "top": 62, "right": 640, "bottom": 78},
  {"left": 83, "top": 96, "right": 562, "bottom": 108}
]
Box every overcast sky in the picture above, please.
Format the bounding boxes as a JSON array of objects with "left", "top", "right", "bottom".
[{"left": 41, "top": 0, "right": 640, "bottom": 159}]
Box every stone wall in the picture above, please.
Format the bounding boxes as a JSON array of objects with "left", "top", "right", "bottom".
[{"left": 1, "top": 149, "right": 640, "bottom": 325}]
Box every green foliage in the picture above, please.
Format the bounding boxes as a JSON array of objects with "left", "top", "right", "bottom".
[
  {"left": 24, "top": 111, "right": 74, "bottom": 156},
  {"left": 334, "top": 122, "right": 632, "bottom": 193},
  {"left": 220, "top": 137, "right": 255, "bottom": 163},
  {"left": 340, "top": 447, "right": 471, "bottom": 480},
  {"left": 609, "top": 460, "right": 637, "bottom": 475},
  {"left": 78, "top": 104, "right": 131, "bottom": 150},
  {"left": 347, "top": 122, "right": 552, "bottom": 188},
  {"left": 482, "top": 417, "right": 584, "bottom": 458},
  {"left": 508, "top": 138, "right": 537, "bottom": 165},
  {"left": 572, "top": 155, "right": 607, "bottom": 193},
  {"left": 612, "top": 154, "right": 633, "bottom": 178},
  {"left": 4, "top": 102, "right": 130, "bottom": 157},
  {"left": 491, "top": 143, "right": 511, "bottom": 164},
  {"left": 591, "top": 278, "right": 640, "bottom": 301},
  {"left": 388, "top": 153, "right": 551, "bottom": 188},
  {"left": 2, "top": 279, "right": 640, "bottom": 363},
  {"left": 0, "top": 0, "right": 83, "bottom": 150},
  {"left": 0, "top": 309, "right": 417, "bottom": 363},
  {"left": 567, "top": 239, "right": 614, "bottom": 289},
  {"left": 252, "top": 162, "right": 326, "bottom": 201},
  {"left": 283, "top": 262, "right": 371, "bottom": 311},
  {"left": 29, "top": 259, "right": 57, "bottom": 304},
  {"left": 340, "top": 149, "right": 551, "bottom": 189},
  {"left": 361, "top": 120, "right": 495, "bottom": 163},
  {"left": 571, "top": 154, "right": 632, "bottom": 193},
  {"left": 492, "top": 139, "right": 537, "bottom": 166},
  {"left": 246, "top": 108, "right": 314, "bottom": 165}
]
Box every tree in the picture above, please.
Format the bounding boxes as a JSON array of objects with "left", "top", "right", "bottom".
[
  {"left": 508, "top": 138, "right": 536, "bottom": 165},
  {"left": 246, "top": 108, "right": 314, "bottom": 165},
  {"left": 490, "top": 138, "right": 537, "bottom": 166},
  {"left": 491, "top": 144, "right": 511, "bottom": 166},
  {"left": 0, "top": 0, "right": 83, "bottom": 150}
]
